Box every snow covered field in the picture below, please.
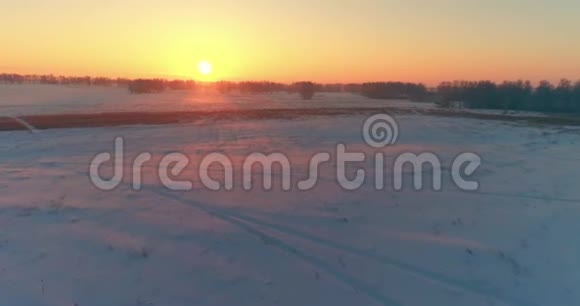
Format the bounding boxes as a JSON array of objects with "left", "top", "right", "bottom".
[
  {"left": 0, "top": 84, "right": 432, "bottom": 116},
  {"left": 1, "top": 112, "right": 580, "bottom": 306}
]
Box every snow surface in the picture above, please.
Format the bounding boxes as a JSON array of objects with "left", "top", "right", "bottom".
[
  {"left": 0, "top": 84, "right": 554, "bottom": 121},
  {"left": 1, "top": 113, "right": 580, "bottom": 306},
  {"left": 0, "top": 84, "right": 432, "bottom": 116}
]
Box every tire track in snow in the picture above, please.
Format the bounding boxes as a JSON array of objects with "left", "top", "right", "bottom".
[
  {"left": 152, "top": 190, "right": 401, "bottom": 306},
  {"left": 450, "top": 190, "right": 580, "bottom": 205},
  {"left": 152, "top": 190, "right": 538, "bottom": 306},
  {"left": 215, "top": 210, "right": 534, "bottom": 306},
  {"left": 216, "top": 211, "right": 402, "bottom": 306}
]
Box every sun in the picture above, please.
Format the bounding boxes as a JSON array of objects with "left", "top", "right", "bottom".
[{"left": 198, "top": 61, "right": 212, "bottom": 75}]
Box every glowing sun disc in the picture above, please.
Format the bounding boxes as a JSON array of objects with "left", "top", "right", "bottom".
[{"left": 198, "top": 61, "right": 212, "bottom": 75}]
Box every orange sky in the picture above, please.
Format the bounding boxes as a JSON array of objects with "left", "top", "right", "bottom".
[{"left": 1, "top": 0, "right": 580, "bottom": 85}]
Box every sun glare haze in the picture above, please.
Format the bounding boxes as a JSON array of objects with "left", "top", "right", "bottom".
[
  {"left": 1, "top": 0, "right": 580, "bottom": 83},
  {"left": 198, "top": 61, "right": 212, "bottom": 76}
]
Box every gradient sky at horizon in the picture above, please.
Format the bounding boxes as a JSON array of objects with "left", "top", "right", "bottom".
[{"left": 1, "top": 0, "right": 579, "bottom": 84}]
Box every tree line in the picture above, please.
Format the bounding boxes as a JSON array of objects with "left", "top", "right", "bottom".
[
  {"left": 0, "top": 74, "right": 430, "bottom": 101},
  {"left": 437, "top": 80, "right": 580, "bottom": 113},
  {"left": 124, "top": 79, "right": 580, "bottom": 111},
  {"left": 129, "top": 80, "right": 319, "bottom": 99},
  {"left": 0, "top": 73, "right": 130, "bottom": 86},
  {"left": 3, "top": 73, "right": 580, "bottom": 112}
]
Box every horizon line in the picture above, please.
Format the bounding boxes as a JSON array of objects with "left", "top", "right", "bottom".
[{"left": 2, "top": 72, "right": 579, "bottom": 87}]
